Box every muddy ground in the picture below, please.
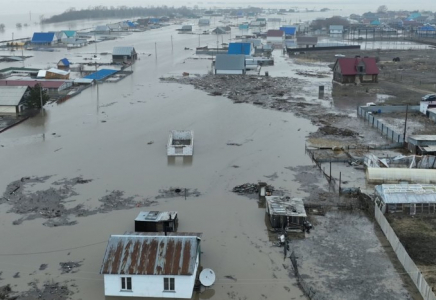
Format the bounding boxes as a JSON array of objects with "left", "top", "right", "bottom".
[
  {"left": 0, "top": 176, "right": 159, "bottom": 227},
  {"left": 300, "top": 49, "right": 436, "bottom": 104},
  {"left": 378, "top": 111, "right": 436, "bottom": 136},
  {"left": 292, "top": 210, "right": 418, "bottom": 300},
  {"left": 0, "top": 281, "right": 74, "bottom": 300},
  {"left": 386, "top": 214, "right": 436, "bottom": 291}
]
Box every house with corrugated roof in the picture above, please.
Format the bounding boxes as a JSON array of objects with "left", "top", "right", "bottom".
[
  {"left": 31, "top": 32, "right": 56, "bottom": 45},
  {"left": 333, "top": 56, "right": 379, "bottom": 84},
  {"left": 215, "top": 54, "right": 246, "bottom": 75},
  {"left": 228, "top": 42, "right": 253, "bottom": 55},
  {"left": 329, "top": 25, "right": 344, "bottom": 34},
  {"left": 100, "top": 233, "right": 202, "bottom": 298},
  {"left": 0, "top": 86, "right": 29, "bottom": 115},
  {"left": 279, "top": 26, "right": 297, "bottom": 39},
  {"left": 112, "top": 46, "right": 137, "bottom": 63}
]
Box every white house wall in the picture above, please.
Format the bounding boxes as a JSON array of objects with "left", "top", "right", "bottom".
[
  {"left": 103, "top": 274, "right": 195, "bottom": 298},
  {"left": 0, "top": 106, "right": 17, "bottom": 115},
  {"left": 266, "top": 37, "right": 284, "bottom": 43}
]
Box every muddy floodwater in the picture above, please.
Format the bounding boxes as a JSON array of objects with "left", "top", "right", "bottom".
[{"left": 0, "top": 25, "right": 419, "bottom": 299}]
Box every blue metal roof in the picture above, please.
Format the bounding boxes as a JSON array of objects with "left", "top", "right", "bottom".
[
  {"left": 418, "top": 25, "right": 436, "bottom": 31},
  {"left": 83, "top": 69, "right": 118, "bottom": 81},
  {"left": 31, "top": 32, "right": 55, "bottom": 43},
  {"left": 127, "top": 21, "right": 135, "bottom": 27},
  {"left": 59, "top": 58, "right": 70, "bottom": 66},
  {"left": 63, "top": 30, "right": 76, "bottom": 37},
  {"left": 150, "top": 18, "right": 160, "bottom": 23},
  {"left": 228, "top": 43, "right": 251, "bottom": 55},
  {"left": 239, "top": 24, "right": 249, "bottom": 30},
  {"left": 279, "top": 26, "right": 296, "bottom": 35}
]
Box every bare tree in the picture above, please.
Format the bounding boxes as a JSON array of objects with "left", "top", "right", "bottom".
[{"left": 377, "top": 5, "right": 388, "bottom": 14}]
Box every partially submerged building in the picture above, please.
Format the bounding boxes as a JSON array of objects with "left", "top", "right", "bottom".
[
  {"left": 329, "top": 25, "right": 344, "bottom": 34},
  {"left": 214, "top": 54, "right": 246, "bottom": 75},
  {"left": 0, "top": 86, "right": 28, "bottom": 115},
  {"left": 112, "top": 46, "right": 137, "bottom": 63},
  {"left": 265, "top": 196, "right": 307, "bottom": 229},
  {"left": 296, "top": 36, "right": 318, "bottom": 48},
  {"left": 279, "top": 26, "right": 297, "bottom": 39},
  {"left": 57, "top": 58, "right": 70, "bottom": 70},
  {"left": 407, "top": 135, "right": 436, "bottom": 154},
  {"left": 375, "top": 184, "right": 436, "bottom": 214},
  {"left": 167, "top": 130, "right": 194, "bottom": 156},
  {"left": 46, "top": 68, "right": 70, "bottom": 80},
  {"left": 266, "top": 30, "right": 285, "bottom": 44},
  {"left": 333, "top": 57, "right": 379, "bottom": 84},
  {"left": 135, "top": 211, "right": 178, "bottom": 233},
  {"left": 198, "top": 19, "right": 210, "bottom": 26},
  {"left": 31, "top": 32, "right": 56, "bottom": 45},
  {"left": 100, "top": 233, "right": 202, "bottom": 298},
  {"left": 228, "top": 42, "right": 253, "bottom": 55}
]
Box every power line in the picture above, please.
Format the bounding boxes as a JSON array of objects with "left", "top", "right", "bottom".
[{"left": 0, "top": 240, "right": 107, "bottom": 256}]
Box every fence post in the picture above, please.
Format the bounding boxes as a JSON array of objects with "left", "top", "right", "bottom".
[
  {"left": 339, "top": 172, "right": 341, "bottom": 195},
  {"left": 329, "top": 161, "right": 332, "bottom": 182}
]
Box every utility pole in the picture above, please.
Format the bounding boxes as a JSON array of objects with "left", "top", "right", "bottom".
[
  {"left": 40, "top": 84, "right": 44, "bottom": 115},
  {"left": 403, "top": 104, "right": 409, "bottom": 143},
  {"left": 155, "top": 42, "right": 157, "bottom": 59},
  {"left": 171, "top": 35, "right": 173, "bottom": 52}
]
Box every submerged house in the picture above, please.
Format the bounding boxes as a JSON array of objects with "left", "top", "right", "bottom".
[
  {"left": 57, "top": 58, "right": 70, "bottom": 69},
  {"left": 198, "top": 19, "right": 210, "bottom": 26},
  {"left": 228, "top": 42, "right": 253, "bottom": 55},
  {"left": 167, "top": 130, "right": 194, "bottom": 156},
  {"left": 333, "top": 57, "right": 379, "bottom": 84},
  {"left": 375, "top": 184, "right": 436, "bottom": 214},
  {"left": 31, "top": 32, "right": 56, "bottom": 45},
  {"left": 112, "top": 46, "right": 137, "bottom": 63},
  {"left": 296, "top": 36, "right": 318, "bottom": 48},
  {"left": 266, "top": 30, "right": 285, "bottom": 43},
  {"left": 135, "top": 211, "right": 178, "bottom": 233},
  {"left": 45, "top": 68, "right": 70, "bottom": 79},
  {"left": 100, "top": 233, "right": 202, "bottom": 298},
  {"left": 329, "top": 25, "right": 344, "bottom": 34},
  {"left": 215, "top": 54, "right": 246, "bottom": 75},
  {"left": 279, "top": 26, "right": 297, "bottom": 39},
  {"left": 0, "top": 86, "right": 28, "bottom": 115},
  {"left": 265, "top": 196, "right": 307, "bottom": 229}
]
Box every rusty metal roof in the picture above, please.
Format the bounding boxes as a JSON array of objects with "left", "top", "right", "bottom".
[{"left": 100, "top": 234, "right": 201, "bottom": 275}]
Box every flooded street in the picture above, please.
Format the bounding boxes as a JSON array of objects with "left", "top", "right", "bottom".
[
  {"left": 0, "top": 20, "right": 423, "bottom": 300},
  {"left": 0, "top": 25, "right": 315, "bottom": 300}
]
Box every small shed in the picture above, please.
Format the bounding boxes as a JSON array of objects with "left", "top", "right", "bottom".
[
  {"left": 329, "top": 25, "right": 344, "bottom": 34},
  {"left": 279, "top": 26, "right": 297, "bottom": 39},
  {"left": 180, "top": 25, "right": 193, "bottom": 32},
  {"left": 212, "top": 27, "right": 227, "bottom": 34},
  {"left": 112, "top": 46, "right": 137, "bottom": 63},
  {"left": 46, "top": 68, "right": 70, "bottom": 80},
  {"left": 266, "top": 196, "right": 307, "bottom": 229},
  {"left": 198, "top": 19, "right": 210, "bottom": 26},
  {"left": 94, "top": 25, "right": 110, "bottom": 33},
  {"left": 333, "top": 57, "right": 379, "bottom": 84},
  {"left": 266, "top": 30, "right": 285, "bottom": 43},
  {"left": 0, "top": 86, "right": 28, "bottom": 115},
  {"left": 31, "top": 32, "right": 56, "bottom": 45},
  {"left": 228, "top": 43, "right": 252, "bottom": 55},
  {"left": 408, "top": 135, "right": 436, "bottom": 154},
  {"left": 296, "top": 36, "right": 318, "bottom": 48},
  {"left": 167, "top": 130, "right": 194, "bottom": 156},
  {"left": 57, "top": 58, "right": 70, "bottom": 69},
  {"left": 135, "top": 211, "right": 178, "bottom": 233},
  {"left": 215, "top": 54, "right": 246, "bottom": 75},
  {"left": 375, "top": 184, "right": 436, "bottom": 214}
]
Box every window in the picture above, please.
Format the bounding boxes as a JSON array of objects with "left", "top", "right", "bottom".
[
  {"left": 121, "top": 277, "right": 132, "bottom": 291},
  {"left": 164, "top": 278, "right": 175, "bottom": 291}
]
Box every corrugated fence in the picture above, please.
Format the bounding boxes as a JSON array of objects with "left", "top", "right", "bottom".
[{"left": 375, "top": 206, "right": 436, "bottom": 300}]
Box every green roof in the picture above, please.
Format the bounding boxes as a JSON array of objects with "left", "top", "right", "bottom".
[{"left": 63, "top": 30, "right": 76, "bottom": 37}]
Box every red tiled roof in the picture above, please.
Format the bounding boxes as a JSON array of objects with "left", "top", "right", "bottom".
[
  {"left": 0, "top": 80, "right": 66, "bottom": 89},
  {"left": 336, "top": 57, "right": 379, "bottom": 75},
  {"left": 267, "top": 30, "right": 284, "bottom": 37}
]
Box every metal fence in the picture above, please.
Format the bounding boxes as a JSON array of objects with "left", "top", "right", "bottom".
[
  {"left": 375, "top": 207, "right": 436, "bottom": 300},
  {"left": 357, "top": 106, "right": 406, "bottom": 143}
]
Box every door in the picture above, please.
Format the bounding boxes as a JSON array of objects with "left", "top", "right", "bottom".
[{"left": 410, "top": 204, "right": 416, "bottom": 215}]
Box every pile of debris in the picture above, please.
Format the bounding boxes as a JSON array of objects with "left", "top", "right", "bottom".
[
  {"left": 59, "top": 261, "right": 83, "bottom": 274},
  {"left": 232, "top": 183, "right": 274, "bottom": 195}
]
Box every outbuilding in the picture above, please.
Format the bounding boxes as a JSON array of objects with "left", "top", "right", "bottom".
[
  {"left": 265, "top": 196, "right": 307, "bottom": 229},
  {"left": 0, "top": 86, "right": 28, "bottom": 115},
  {"left": 266, "top": 30, "right": 285, "bottom": 44},
  {"left": 329, "top": 25, "right": 344, "bottom": 34},
  {"left": 228, "top": 42, "right": 252, "bottom": 55},
  {"left": 215, "top": 54, "right": 246, "bottom": 75},
  {"left": 100, "top": 233, "right": 202, "bottom": 299},
  {"left": 112, "top": 46, "right": 137, "bottom": 63},
  {"left": 296, "top": 36, "right": 318, "bottom": 48},
  {"left": 135, "top": 211, "right": 178, "bottom": 233},
  {"left": 31, "top": 32, "right": 56, "bottom": 45},
  {"left": 46, "top": 68, "right": 70, "bottom": 80},
  {"left": 57, "top": 58, "right": 70, "bottom": 70},
  {"left": 375, "top": 184, "right": 436, "bottom": 214},
  {"left": 333, "top": 57, "right": 379, "bottom": 84},
  {"left": 198, "top": 19, "right": 210, "bottom": 26},
  {"left": 408, "top": 135, "right": 436, "bottom": 154},
  {"left": 279, "top": 26, "right": 297, "bottom": 39}
]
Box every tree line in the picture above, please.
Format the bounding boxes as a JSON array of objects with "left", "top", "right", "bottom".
[{"left": 42, "top": 6, "right": 201, "bottom": 23}]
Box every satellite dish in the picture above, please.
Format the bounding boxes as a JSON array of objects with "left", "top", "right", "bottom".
[{"left": 199, "top": 268, "right": 216, "bottom": 287}]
